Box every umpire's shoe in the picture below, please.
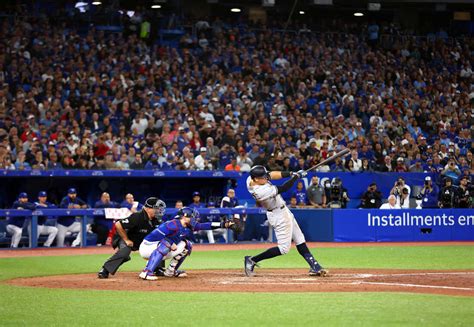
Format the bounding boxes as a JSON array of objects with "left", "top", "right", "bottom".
[
  {"left": 97, "top": 268, "right": 109, "bottom": 279},
  {"left": 309, "top": 265, "right": 329, "bottom": 277},
  {"left": 244, "top": 256, "right": 258, "bottom": 277}
]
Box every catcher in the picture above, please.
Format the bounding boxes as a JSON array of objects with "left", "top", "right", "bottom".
[{"left": 138, "top": 207, "right": 237, "bottom": 280}]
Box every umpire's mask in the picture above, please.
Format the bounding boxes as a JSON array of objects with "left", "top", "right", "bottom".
[{"left": 144, "top": 197, "right": 167, "bottom": 219}]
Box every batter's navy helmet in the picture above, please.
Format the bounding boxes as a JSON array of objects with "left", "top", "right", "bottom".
[{"left": 250, "top": 165, "right": 269, "bottom": 179}]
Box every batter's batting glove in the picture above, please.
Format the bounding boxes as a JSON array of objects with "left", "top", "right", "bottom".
[{"left": 291, "top": 170, "right": 307, "bottom": 179}]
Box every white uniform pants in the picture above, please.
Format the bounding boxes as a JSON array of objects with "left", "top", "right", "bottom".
[
  {"left": 139, "top": 240, "right": 187, "bottom": 260},
  {"left": 6, "top": 224, "right": 22, "bottom": 248},
  {"left": 198, "top": 229, "right": 228, "bottom": 244},
  {"left": 266, "top": 207, "right": 306, "bottom": 255},
  {"left": 28, "top": 224, "right": 59, "bottom": 247},
  {"left": 56, "top": 222, "right": 81, "bottom": 247}
]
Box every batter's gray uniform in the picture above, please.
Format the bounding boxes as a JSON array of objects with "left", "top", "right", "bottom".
[{"left": 246, "top": 176, "right": 305, "bottom": 254}]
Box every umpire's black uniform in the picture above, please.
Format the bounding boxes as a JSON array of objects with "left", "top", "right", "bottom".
[{"left": 98, "top": 210, "right": 159, "bottom": 278}]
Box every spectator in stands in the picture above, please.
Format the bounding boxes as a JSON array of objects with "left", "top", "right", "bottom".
[
  {"left": 32, "top": 191, "right": 58, "bottom": 247},
  {"left": 57, "top": 188, "right": 88, "bottom": 247},
  {"left": 225, "top": 157, "right": 241, "bottom": 171},
  {"left": 306, "top": 176, "right": 326, "bottom": 208},
  {"left": 379, "top": 156, "right": 394, "bottom": 172},
  {"left": 120, "top": 193, "right": 143, "bottom": 212},
  {"left": 116, "top": 153, "right": 130, "bottom": 170},
  {"left": 236, "top": 149, "right": 253, "bottom": 172},
  {"left": 380, "top": 195, "right": 401, "bottom": 209},
  {"left": 293, "top": 181, "right": 308, "bottom": 206},
  {"left": 360, "top": 183, "right": 383, "bottom": 209},
  {"left": 348, "top": 150, "right": 362, "bottom": 172},
  {"left": 417, "top": 176, "right": 439, "bottom": 208},
  {"left": 289, "top": 196, "right": 299, "bottom": 208},
  {"left": 205, "top": 137, "right": 220, "bottom": 168},
  {"left": 441, "top": 158, "right": 462, "bottom": 182},
  {"left": 6, "top": 193, "right": 36, "bottom": 248},
  {"left": 360, "top": 158, "right": 374, "bottom": 172},
  {"left": 195, "top": 147, "right": 212, "bottom": 170},
  {"left": 93, "top": 192, "right": 119, "bottom": 246},
  {"left": 189, "top": 191, "right": 204, "bottom": 209},
  {"left": 394, "top": 157, "right": 408, "bottom": 172},
  {"left": 14, "top": 151, "right": 31, "bottom": 170},
  {"left": 130, "top": 153, "right": 144, "bottom": 170}
]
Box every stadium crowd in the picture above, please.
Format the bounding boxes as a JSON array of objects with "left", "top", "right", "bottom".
[{"left": 0, "top": 12, "right": 472, "bottom": 181}]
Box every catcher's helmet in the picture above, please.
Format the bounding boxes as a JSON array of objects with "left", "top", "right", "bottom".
[
  {"left": 178, "top": 207, "right": 200, "bottom": 228},
  {"left": 250, "top": 165, "right": 269, "bottom": 179}
]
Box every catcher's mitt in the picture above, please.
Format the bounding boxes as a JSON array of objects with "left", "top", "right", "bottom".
[{"left": 225, "top": 217, "right": 243, "bottom": 235}]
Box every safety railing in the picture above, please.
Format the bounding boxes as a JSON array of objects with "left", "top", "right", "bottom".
[{"left": 0, "top": 208, "right": 268, "bottom": 248}]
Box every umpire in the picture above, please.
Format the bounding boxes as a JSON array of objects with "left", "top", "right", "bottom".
[{"left": 97, "top": 197, "right": 166, "bottom": 279}]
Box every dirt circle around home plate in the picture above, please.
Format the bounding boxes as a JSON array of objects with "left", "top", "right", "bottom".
[{"left": 7, "top": 268, "right": 474, "bottom": 297}]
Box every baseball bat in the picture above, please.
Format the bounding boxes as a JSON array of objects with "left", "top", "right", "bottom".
[{"left": 304, "top": 148, "right": 351, "bottom": 173}]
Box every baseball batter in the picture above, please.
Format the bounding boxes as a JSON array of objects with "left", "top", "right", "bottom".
[{"left": 244, "top": 165, "right": 328, "bottom": 277}]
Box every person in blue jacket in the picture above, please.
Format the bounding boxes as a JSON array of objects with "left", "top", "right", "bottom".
[
  {"left": 138, "top": 207, "right": 233, "bottom": 280},
  {"left": 32, "top": 191, "right": 59, "bottom": 247},
  {"left": 57, "top": 188, "right": 88, "bottom": 247},
  {"left": 6, "top": 192, "right": 35, "bottom": 248},
  {"left": 419, "top": 176, "right": 439, "bottom": 208},
  {"left": 93, "top": 192, "right": 119, "bottom": 246}
]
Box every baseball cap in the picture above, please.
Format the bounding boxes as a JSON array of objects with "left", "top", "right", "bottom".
[
  {"left": 425, "top": 176, "right": 431, "bottom": 181},
  {"left": 192, "top": 191, "right": 200, "bottom": 197},
  {"left": 68, "top": 188, "right": 77, "bottom": 194},
  {"left": 18, "top": 192, "right": 28, "bottom": 199},
  {"left": 207, "top": 201, "right": 216, "bottom": 207},
  {"left": 38, "top": 191, "right": 47, "bottom": 197},
  {"left": 200, "top": 147, "right": 207, "bottom": 152},
  {"left": 397, "top": 157, "right": 404, "bottom": 162}
]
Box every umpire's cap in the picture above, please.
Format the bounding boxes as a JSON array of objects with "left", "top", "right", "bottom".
[{"left": 250, "top": 165, "right": 269, "bottom": 179}]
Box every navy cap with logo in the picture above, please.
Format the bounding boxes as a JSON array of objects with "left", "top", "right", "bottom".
[
  {"left": 193, "top": 191, "right": 200, "bottom": 197},
  {"left": 38, "top": 191, "right": 47, "bottom": 197},
  {"left": 18, "top": 192, "right": 28, "bottom": 199},
  {"left": 68, "top": 188, "right": 77, "bottom": 194}
]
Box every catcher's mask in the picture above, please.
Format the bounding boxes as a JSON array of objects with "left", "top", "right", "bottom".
[{"left": 178, "top": 207, "right": 200, "bottom": 229}]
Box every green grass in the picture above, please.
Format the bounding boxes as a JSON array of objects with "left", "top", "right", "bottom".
[{"left": 0, "top": 245, "right": 473, "bottom": 326}]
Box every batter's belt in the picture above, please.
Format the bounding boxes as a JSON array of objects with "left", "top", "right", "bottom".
[{"left": 267, "top": 205, "right": 286, "bottom": 212}]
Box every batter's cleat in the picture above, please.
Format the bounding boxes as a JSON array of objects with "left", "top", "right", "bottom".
[
  {"left": 97, "top": 268, "right": 109, "bottom": 279},
  {"left": 244, "top": 256, "right": 258, "bottom": 277},
  {"left": 163, "top": 269, "right": 188, "bottom": 278},
  {"left": 139, "top": 270, "right": 158, "bottom": 281},
  {"left": 154, "top": 267, "right": 165, "bottom": 277},
  {"left": 309, "top": 267, "right": 329, "bottom": 277}
]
